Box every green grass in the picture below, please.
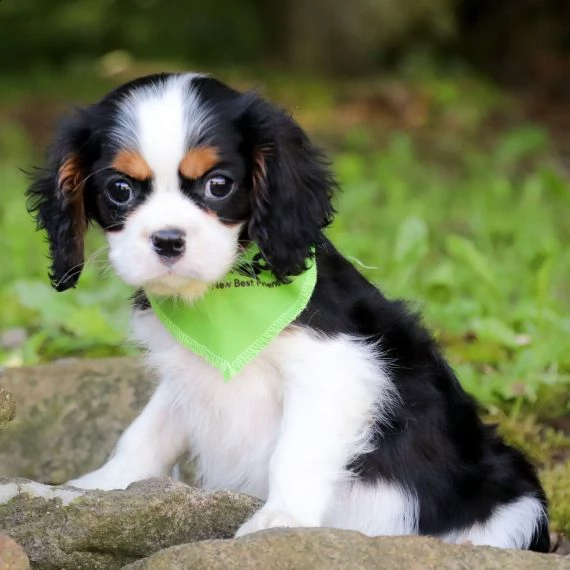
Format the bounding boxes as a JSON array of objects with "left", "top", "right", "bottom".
[
  {"left": 330, "top": 129, "right": 570, "bottom": 416},
  {"left": 1, "top": 70, "right": 569, "bottom": 418}
]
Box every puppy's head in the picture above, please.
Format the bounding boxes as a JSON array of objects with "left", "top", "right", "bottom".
[{"left": 28, "top": 73, "right": 335, "bottom": 298}]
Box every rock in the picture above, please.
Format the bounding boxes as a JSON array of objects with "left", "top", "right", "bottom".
[
  {"left": 0, "top": 534, "right": 30, "bottom": 570},
  {"left": 0, "top": 387, "right": 16, "bottom": 430},
  {"left": 558, "top": 539, "right": 570, "bottom": 556},
  {"left": 125, "top": 529, "right": 570, "bottom": 570},
  {"left": 0, "top": 357, "right": 154, "bottom": 484},
  {"left": 0, "top": 477, "right": 261, "bottom": 570}
]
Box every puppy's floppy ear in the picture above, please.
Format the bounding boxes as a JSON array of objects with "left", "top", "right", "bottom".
[
  {"left": 27, "top": 110, "right": 97, "bottom": 291},
  {"left": 241, "top": 95, "right": 336, "bottom": 281}
]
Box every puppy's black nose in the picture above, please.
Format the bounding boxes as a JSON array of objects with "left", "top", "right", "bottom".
[{"left": 151, "top": 228, "right": 186, "bottom": 259}]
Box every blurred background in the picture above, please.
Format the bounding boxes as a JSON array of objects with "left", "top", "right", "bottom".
[{"left": 0, "top": 0, "right": 569, "bottom": 534}]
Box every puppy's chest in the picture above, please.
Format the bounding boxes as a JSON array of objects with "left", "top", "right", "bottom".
[{"left": 136, "top": 311, "right": 285, "bottom": 499}]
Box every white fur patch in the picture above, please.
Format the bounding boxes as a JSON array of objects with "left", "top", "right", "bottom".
[
  {"left": 326, "top": 481, "right": 419, "bottom": 536},
  {"left": 129, "top": 312, "right": 286, "bottom": 498},
  {"left": 250, "top": 329, "right": 396, "bottom": 530},
  {"left": 440, "top": 494, "right": 546, "bottom": 549},
  {"left": 113, "top": 73, "right": 207, "bottom": 157}
]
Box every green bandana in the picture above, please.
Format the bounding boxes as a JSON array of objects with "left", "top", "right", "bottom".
[{"left": 147, "top": 247, "right": 317, "bottom": 380}]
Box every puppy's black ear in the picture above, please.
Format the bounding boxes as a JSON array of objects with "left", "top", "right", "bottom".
[
  {"left": 27, "top": 110, "right": 97, "bottom": 291},
  {"left": 241, "top": 95, "right": 336, "bottom": 281}
]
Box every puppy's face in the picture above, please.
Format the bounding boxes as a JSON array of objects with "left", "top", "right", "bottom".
[
  {"left": 28, "top": 73, "right": 336, "bottom": 299},
  {"left": 94, "top": 75, "right": 249, "bottom": 298}
]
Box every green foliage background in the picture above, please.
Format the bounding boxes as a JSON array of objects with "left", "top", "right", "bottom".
[
  {"left": 1, "top": 71, "right": 568, "bottom": 419},
  {"left": 0, "top": 0, "right": 569, "bottom": 535}
]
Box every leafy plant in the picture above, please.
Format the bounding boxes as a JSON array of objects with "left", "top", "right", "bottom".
[{"left": 329, "top": 128, "right": 570, "bottom": 413}]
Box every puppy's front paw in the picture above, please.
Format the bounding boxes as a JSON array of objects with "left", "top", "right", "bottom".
[
  {"left": 66, "top": 469, "right": 132, "bottom": 491},
  {"left": 235, "top": 507, "right": 304, "bottom": 537}
]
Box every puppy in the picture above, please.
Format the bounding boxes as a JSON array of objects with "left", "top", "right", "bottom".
[{"left": 27, "top": 72, "right": 549, "bottom": 550}]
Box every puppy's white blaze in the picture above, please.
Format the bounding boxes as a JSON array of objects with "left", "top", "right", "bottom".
[
  {"left": 136, "top": 81, "right": 187, "bottom": 189},
  {"left": 440, "top": 494, "right": 546, "bottom": 549},
  {"left": 113, "top": 73, "right": 211, "bottom": 188}
]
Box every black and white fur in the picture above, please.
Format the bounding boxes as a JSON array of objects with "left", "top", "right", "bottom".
[{"left": 27, "top": 72, "right": 550, "bottom": 550}]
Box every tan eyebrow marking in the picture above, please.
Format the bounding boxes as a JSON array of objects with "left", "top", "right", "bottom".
[
  {"left": 179, "top": 146, "right": 219, "bottom": 179},
  {"left": 112, "top": 149, "right": 153, "bottom": 180}
]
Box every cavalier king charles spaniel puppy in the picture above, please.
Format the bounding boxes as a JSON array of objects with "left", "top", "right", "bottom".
[{"left": 28, "top": 72, "right": 549, "bottom": 550}]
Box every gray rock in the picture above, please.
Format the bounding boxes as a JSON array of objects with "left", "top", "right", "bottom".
[
  {"left": 0, "top": 356, "right": 198, "bottom": 485},
  {"left": 0, "top": 477, "right": 261, "bottom": 570},
  {"left": 0, "top": 387, "right": 16, "bottom": 430},
  {"left": 0, "top": 357, "right": 153, "bottom": 484},
  {"left": 0, "top": 534, "right": 30, "bottom": 570},
  {"left": 125, "top": 528, "right": 570, "bottom": 570}
]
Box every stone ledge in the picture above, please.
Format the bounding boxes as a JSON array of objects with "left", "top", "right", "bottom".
[{"left": 125, "top": 527, "right": 570, "bottom": 570}]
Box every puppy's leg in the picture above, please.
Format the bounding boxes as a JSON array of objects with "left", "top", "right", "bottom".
[
  {"left": 236, "top": 333, "right": 391, "bottom": 536},
  {"left": 67, "top": 379, "right": 187, "bottom": 490}
]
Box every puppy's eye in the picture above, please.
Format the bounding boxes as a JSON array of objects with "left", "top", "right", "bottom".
[
  {"left": 205, "top": 175, "right": 235, "bottom": 200},
  {"left": 106, "top": 180, "right": 133, "bottom": 206}
]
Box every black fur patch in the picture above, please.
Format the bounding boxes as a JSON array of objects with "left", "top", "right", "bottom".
[{"left": 296, "top": 239, "right": 549, "bottom": 551}]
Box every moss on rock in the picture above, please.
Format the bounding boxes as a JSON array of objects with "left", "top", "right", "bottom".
[
  {"left": 543, "top": 461, "right": 570, "bottom": 536},
  {"left": 0, "top": 477, "right": 261, "bottom": 570},
  {"left": 0, "top": 386, "right": 16, "bottom": 430}
]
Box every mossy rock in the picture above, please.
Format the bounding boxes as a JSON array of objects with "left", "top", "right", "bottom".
[
  {"left": 0, "top": 477, "right": 261, "bottom": 569},
  {"left": 543, "top": 462, "right": 570, "bottom": 536},
  {"left": 0, "top": 386, "right": 16, "bottom": 430},
  {"left": 0, "top": 357, "right": 162, "bottom": 484}
]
